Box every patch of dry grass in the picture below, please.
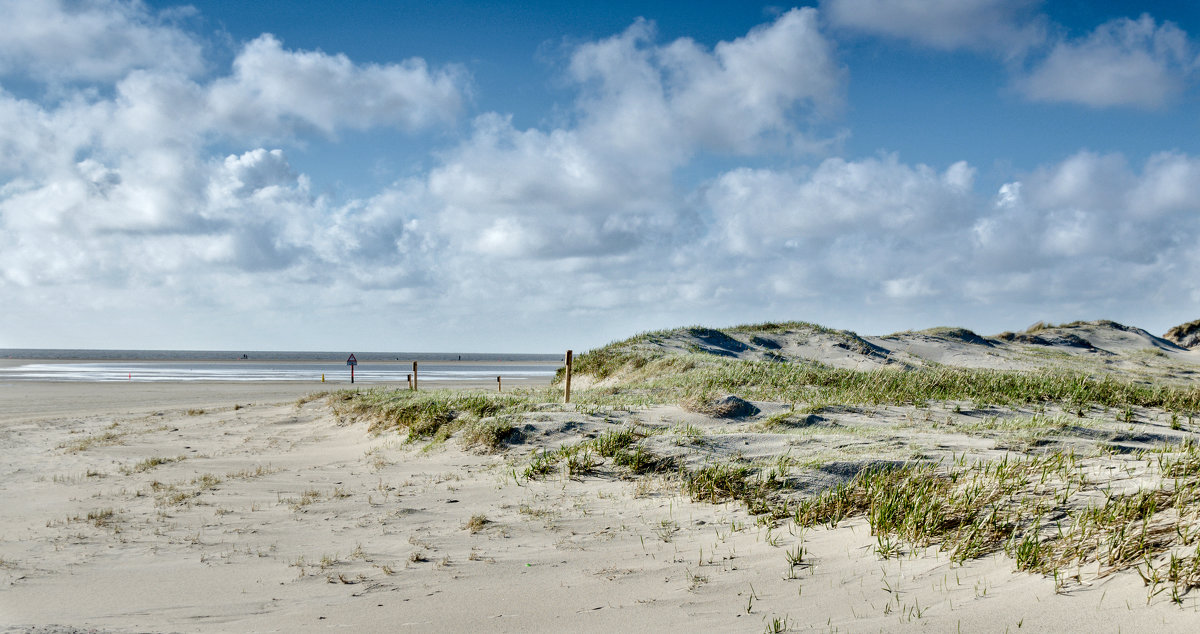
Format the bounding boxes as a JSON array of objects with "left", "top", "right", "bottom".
[{"left": 463, "top": 514, "right": 490, "bottom": 533}]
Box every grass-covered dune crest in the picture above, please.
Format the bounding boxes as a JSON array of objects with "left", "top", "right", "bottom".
[{"left": 562, "top": 319, "right": 1200, "bottom": 411}]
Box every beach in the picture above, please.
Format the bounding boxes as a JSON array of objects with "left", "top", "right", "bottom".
[{"left": 5, "top": 326, "right": 1200, "bottom": 632}]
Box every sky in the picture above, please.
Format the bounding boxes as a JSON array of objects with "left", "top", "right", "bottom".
[{"left": 2, "top": 0, "right": 1200, "bottom": 353}]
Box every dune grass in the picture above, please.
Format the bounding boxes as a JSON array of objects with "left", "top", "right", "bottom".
[
  {"left": 330, "top": 388, "right": 540, "bottom": 443},
  {"left": 522, "top": 427, "right": 676, "bottom": 480},
  {"left": 786, "top": 443, "right": 1200, "bottom": 601},
  {"left": 566, "top": 341, "right": 1200, "bottom": 414}
]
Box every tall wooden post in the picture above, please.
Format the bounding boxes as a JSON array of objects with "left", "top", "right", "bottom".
[
  {"left": 564, "top": 350, "right": 573, "bottom": 404},
  {"left": 412, "top": 361, "right": 418, "bottom": 391}
]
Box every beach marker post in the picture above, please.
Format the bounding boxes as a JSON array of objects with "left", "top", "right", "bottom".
[
  {"left": 564, "top": 350, "right": 573, "bottom": 404},
  {"left": 497, "top": 375, "right": 502, "bottom": 392},
  {"left": 412, "top": 361, "right": 418, "bottom": 391},
  {"left": 347, "top": 354, "right": 357, "bottom": 383}
]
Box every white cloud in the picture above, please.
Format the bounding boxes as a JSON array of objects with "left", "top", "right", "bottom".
[
  {"left": 825, "top": 3, "right": 1198, "bottom": 111},
  {"left": 1023, "top": 151, "right": 1132, "bottom": 212},
  {"left": 690, "top": 149, "right": 1200, "bottom": 326},
  {"left": 570, "top": 8, "right": 843, "bottom": 156},
  {"left": 422, "top": 9, "right": 842, "bottom": 262},
  {"left": 1129, "top": 152, "right": 1200, "bottom": 217},
  {"left": 208, "top": 34, "right": 467, "bottom": 137},
  {"left": 822, "top": 0, "right": 1046, "bottom": 57},
  {"left": 1020, "top": 14, "right": 1195, "bottom": 108},
  {"left": 704, "top": 155, "right": 976, "bottom": 257},
  {"left": 426, "top": 113, "right": 680, "bottom": 260},
  {"left": 974, "top": 150, "right": 1200, "bottom": 275},
  {"left": 657, "top": 7, "right": 843, "bottom": 152},
  {"left": 0, "top": 0, "right": 204, "bottom": 82},
  {"left": 0, "top": 9, "right": 471, "bottom": 289}
]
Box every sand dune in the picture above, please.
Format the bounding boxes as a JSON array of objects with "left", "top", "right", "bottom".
[{"left": 5, "top": 319, "right": 1200, "bottom": 632}]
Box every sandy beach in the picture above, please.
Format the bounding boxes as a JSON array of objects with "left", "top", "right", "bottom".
[{"left": 5, "top": 322, "right": 1200, "bottom": 632}]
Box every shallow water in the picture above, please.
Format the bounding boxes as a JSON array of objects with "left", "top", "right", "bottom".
[
  {"left": 0, "top": 358, "right": 559, "bottom": 384},
  {"left": 0, "top": 361, "right": 558, "bottom": 383}
]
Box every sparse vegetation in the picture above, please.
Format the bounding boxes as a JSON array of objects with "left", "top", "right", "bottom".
[
  {"left": 120, "top": 455, "right": 185, "bottom": 474},
  {"left": 330, "top": 388, "right": 539, "bottom": 443},
  {"left": 59, "top": 430, "right": 124, "bottom": 452},
  {"left": 464, "top": 514, "right": 490, "bottom": 533},
  {"left": 788, "top": 444, "right": 1200, "bottom": 602},
  {"left": 459, "top": 416, "right": 519, "bottom": 452},
  {"left": 521, "top": 427, "right": 675, "bottom": 480}
]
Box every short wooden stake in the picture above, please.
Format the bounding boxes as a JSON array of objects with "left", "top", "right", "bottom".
[
  {"left": 497, "top": 376, "right": 502, "bottom": 392},
  {"left": 564, "top": 350, "right": 573, "bottom": 404},
  {"left": 407, "top": 374, "right": 412, "bottom": 390},
  {"left": 412, "top": 361, "right": 418, "bottom": 391}
]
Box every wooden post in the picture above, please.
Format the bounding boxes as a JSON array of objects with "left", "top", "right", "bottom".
[
  {"left": 564, "top": 350, "right": 573, "bottom": 404},
  {"left": 412, "top": 361, "right": 418, "bottom": 391},
  {"left": 497, "top": 376, "right": 502, "bottom": 392},
  {"left": 407, "top": 374, "right": 412, "bottom": 390}
]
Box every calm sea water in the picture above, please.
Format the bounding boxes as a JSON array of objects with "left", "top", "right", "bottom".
[{"left": 0, "top": 349, "right": 562, "bottom": 383}]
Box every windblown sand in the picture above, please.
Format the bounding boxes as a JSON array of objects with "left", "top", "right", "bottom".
[{"left": 4, "top": 325, "right": 1200, "bottom": 632}]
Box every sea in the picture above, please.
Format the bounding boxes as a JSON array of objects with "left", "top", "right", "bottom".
[{"left": 0, "top": 349, "right": 563, "bottom": 384}]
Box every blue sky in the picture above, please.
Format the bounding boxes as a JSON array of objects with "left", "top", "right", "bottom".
[{"left": 2, "top": 1, "right": 1200, "bottom": 352}]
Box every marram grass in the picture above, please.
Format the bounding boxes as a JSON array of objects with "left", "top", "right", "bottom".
[
  {"left": 789, "top": 444, "right": 1200, "bottom": 602},
  {"left": 330, "top": 388, "right": 540, "bottom": 442},
  {"left": 566, "top": 345, "right": 1200, "bottom": 412}
]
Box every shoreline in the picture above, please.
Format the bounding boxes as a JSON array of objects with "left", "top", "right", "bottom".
[
  {"left": 0, "top": 349, "right": 563, "bottom": 363},
  {"left": 0, "top": 358, "right": 563, "bottom": 375},
  {"left": 0, "top": 376, "right": 556, "bottom": 424}
]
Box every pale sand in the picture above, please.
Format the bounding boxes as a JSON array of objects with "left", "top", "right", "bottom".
[{"left": 3, "top": 373, "right": 1200, "bottom": 631}]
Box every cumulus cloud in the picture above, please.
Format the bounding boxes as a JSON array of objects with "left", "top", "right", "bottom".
[
  {"left": 0, "top": 0, "right": 204, "bottom": 82},
  {"left": 571, "top": 8, "right": 843, "bottom": 156},
  {"left": 699, "top": 155, "right": 977, "bottom": 305},
  {"left": 427, "top": 113, "right": 680, "bottom": 259},
  {"left": 826, "top": 3, "right": 1198, "bottom": 111},
  {"left": 680, "top": 147, "right": 1200, "bottom": 330},
  {"left": 208, "top": 34, "right": 467, "bottom": 137},
  {"left": 1019, "top": 14, "right": 1196, "bottom": 109},
  {"left": 424, "top": 9, "right": 842, "bottom": 262},
  {"left": 0, "top": 13, "right": 467, "bottom": 298},
  {"left": 822, "top": 0, "right": 1046, "bottom": 57},
  {"left": 964, "top": 151, "right": 1200, "bottom": 325},
  {"left": 705, "top": 155, "right": 975, "bottom": 256}
]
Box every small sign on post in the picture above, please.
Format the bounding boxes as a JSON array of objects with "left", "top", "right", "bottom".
[{"left": 347, "top": 353, "right": 358, "bottom": 383}]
